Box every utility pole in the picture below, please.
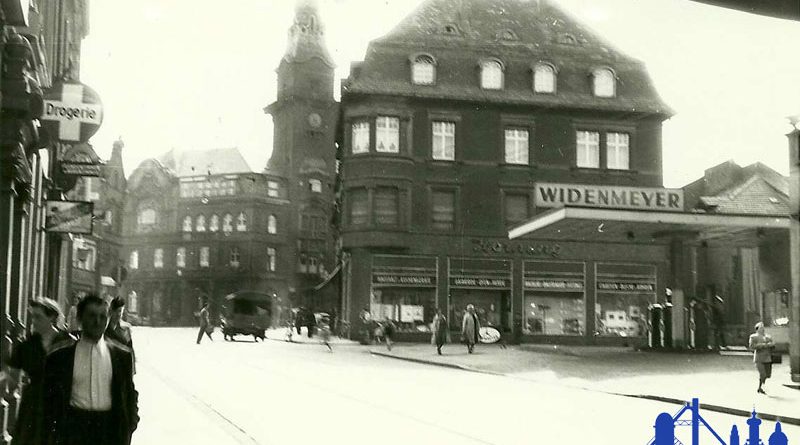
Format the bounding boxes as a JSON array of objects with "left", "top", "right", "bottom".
[{"left": 788, "top": 125, "right": 800, "bottom": 383}]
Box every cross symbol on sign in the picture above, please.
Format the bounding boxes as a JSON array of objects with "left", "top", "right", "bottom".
[{"left": 43, "top": 83, "right": 103, "bottom": 141}]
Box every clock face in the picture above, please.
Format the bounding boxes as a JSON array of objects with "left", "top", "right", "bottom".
[{"left": 308, "top": 112, "right": 322, "bottom": 128}]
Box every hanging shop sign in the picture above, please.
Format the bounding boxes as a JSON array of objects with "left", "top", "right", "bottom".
[
  {"left": 596, "top": 281, "right": 656, "bottom": 293},
  {"left": 58, "top": 142, "right": 103, "bottom": 177},
  {"left": 45, "top": 200, "right": 94, "bottom": 234},
  {"left": 42, "top": 81, "right": 103, "bottom": 142},
  {"left": 372, "top": 273, "right": 436, "bottom": 287},
  {"left": 479, "top": 327, "right": 501, "bottom": 344},
  {"left": 524, "top": 279, "right": 584, "bottom": 291},
  {"left": 534, "top": 182, "right": 684, "bottom": 212}
]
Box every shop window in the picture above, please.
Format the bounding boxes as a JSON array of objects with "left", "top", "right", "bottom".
[
  {"left": 592, "top": 68, "right": 616, "bottom": 97},
  {"left": 480, "top": 59, "right": 503, "bottom": 90},
  {"left": 606, "top": 132, "right": 630, "bottom": 170},
  {"left": 209, "top": 214, "right": 219, "bottom": 232},
  {"left": 309, "top": 179, "right": 323, "bottom": 193},
  {"left": 533, "top": 63, "right": 556, "bottom": 93},
  {"left": 431, "top": 121, "right": 455, "bottom": 160},
  {"left": 236, "top": 212, "right": 247, "bottom": 231},
  {"left": 595, "top": 263, "right": 655, "bottom": 337},
  {"left": 229, "top": 247, "right": 240, "bottom": 267},
  {"left": 524, "top": 294, "right": 585, "bottom": 336},
  {"left": 376, "top": 116, "right": 400, "bottom": 153},
  {"left": 504, "top": 128, "right": 529, "bottom": 164},
  {"left": 349, "top": 189, "right": 369, "bottom": 226},
  {"left": 431, "top": 190, "right": 455, "bottom": 230},
  {"left": 154, "top": 248, "right": 164, "bottom": 269},
  {"left": 374, "top": 187, "right": 399, "bottom": 225},
  {"left": 370, "top": 288, "right": 435, "bottom": 334},
  {"left": 129, "top": 250, "right": 139, "bottom": 270},
  {"left": 576, "top": 130, "right": 600, "bottom": 168},
  {"left": 176, "top": 247, "right": 186, "bottom": 268},
  {"left": 504, "top": 194, "right": 529, "bottom": 225},
  {"left": 182, "top": 216, "right": 192, "bottom": 232},
  {"left": 267, "top": 247, "right": 276, "bottom": 272},
  {"left": 267, "top": 214, "right": 277, "bottom": 234},
  {"left": 223, "top": 213, "right": 233, "bottom": 233},
  {"left": 267, "top": 181, "right": 280, "bottom": 197},
  {"left": 196, "top": 215, "right": 206, "bottom": 232},
  {"left": 351, "top": 122, "right": 370, "bottom": 154},
  {"left": 199, "top": 247, "right": 210, "bottom": 268},
  {"left": 411, "top": 54, "right": 436, "bottom": 85}
]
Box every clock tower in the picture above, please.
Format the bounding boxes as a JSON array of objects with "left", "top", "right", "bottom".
[{"left": 264, "top": 0, "right": 339, "bottom": 307}]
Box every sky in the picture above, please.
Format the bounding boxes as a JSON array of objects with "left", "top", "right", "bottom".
[{"left": 79, "top": 0, "right": 800, "bottom": 188}]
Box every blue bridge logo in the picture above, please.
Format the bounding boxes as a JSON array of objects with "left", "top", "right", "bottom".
[{"left": 650, "top": 398, "right": 788, "bottom": 445}]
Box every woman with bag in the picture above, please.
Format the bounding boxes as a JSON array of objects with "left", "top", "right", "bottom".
[
  {"left": 748, "top": 322, "right": 775, "bottom": 394},
  {"left": 431, "top": 308, "right": 449, "bottom": 355}
]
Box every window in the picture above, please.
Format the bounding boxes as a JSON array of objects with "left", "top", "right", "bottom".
[
  {"left": 376, "top": 116, "right": 400, "bottom": 153},
  {"left": 432, "top": 121, "right": 455, "bottom": 160},
  {"left": 72, "top": 239, "right": 96, "bottom": 271},
  {"left": 309, "top": 179, "right": 322, "bottom": 193},
  {"left": 505, "top": 194, "right": 529, "bottom": 225},
  {"left": 504, "top": 128, "right": 529, "bottom": 164},
  {"left": 182, "top": 216, "right": 192, "bottom": 232},
  {"left": 138, "top": 208, "right": 156, "bottom": 226},
  {"left": 411, "top": 54, "right": 436, "bottom": 85},
  {"left": 267, "top": 214, "right": 277, "bottom": 234},
  {"left": 196, "top": 215, "right": 206, "bottom": 232},
  {"left": 349, "top": 189, "right": 369, "bottom": 226},
  {"left": 229, "top": 247, "right": 240, "bottom": 267},
  {"left": 200, "top": 247, "right": 209, "bottom": 268},
  {"left": 480, "top": 60, "right": 503, "bottom": 89},
  {"left": 223, "top": 214, "right": 233, "bottom": 233},
  {"left": 236, "top": 212, "right": 247, "bottom": 231},
  {"left": 431, "top": 190, "right": 455, "bottom": 230},
  {"left": 267, "top": 247, "right": 276, "bottom": 272},
  {"left": 352, "top": 122, "right": 370, "bottom": 154},
  {"left": 177, "top": 247, "right": 186, "bottom": 268},
  {"left": 606, "top": 132, "right": 630, "bottom": 170},
  {"left": 300, "top": 214, "right": 326, "bottom": 237},
  {"left": 576, "top": 131, "right": 600, "bottom": 168},
  {"left": 534, "top": 64, "right": 556, "bottom": 93},
  {"left": 374, "top": 187, "right": 399, "bottom": 225},
  {"left": 154, "top": 248, "right": 164, "bottom": 269},
  {"left": 592, "top": 68, "right": 615, "bottom": 97},
  {"left": 267, "top": 181, "right": 280, "bottom": 198},
  {"left": 104, "top": 210, "right": 113, "bottom": 226},
  {"left": 129, "top": 250, "right": 139, "bottom": 270},
  {"left": 209, "top": 214, "right": 219, "bottom": 232}
]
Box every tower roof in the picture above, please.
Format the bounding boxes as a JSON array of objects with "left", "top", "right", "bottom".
[
  {"left": 282, "top": 0, "right": 335, "bottom": 67},
  {"left": 157, "top": 147, "right": 252, "bottom": 177},
  {"left": 344, "top": 0, "right": 671, "bottom": 116}
]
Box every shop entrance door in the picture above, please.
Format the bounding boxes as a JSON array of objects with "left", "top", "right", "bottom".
[{"left": 449, "top": 290, "right": 509, "bottom": 332}]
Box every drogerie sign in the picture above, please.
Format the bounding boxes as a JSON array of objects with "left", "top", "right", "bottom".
[
  {"left": 534, "top": 182, "right": 684, "bottom": 212},
  {"left": 42, "top": 81, "right": 103, "bottom": 142}
]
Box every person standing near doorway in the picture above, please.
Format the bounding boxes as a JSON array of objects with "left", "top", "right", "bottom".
[
  {"left": 749, "top": 322, "right": 775, "bottom": 394},
  {"left": 196, "top": 302, "right": 213, "bottom": 344},
  {"left": 461, "top": 304, "right": 480, "bottom": 354},
  {"left": 710, "top": 295, "right": 727, "bottom": 350}
]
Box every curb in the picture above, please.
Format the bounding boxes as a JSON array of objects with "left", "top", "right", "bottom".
[
  {"left": 368, "top": 350, "right": 800, "bottom": 426},
  {"left": 263, "top": 335, "right": 359, "bottom": 346}
]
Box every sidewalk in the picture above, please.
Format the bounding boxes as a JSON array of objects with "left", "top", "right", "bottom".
[
  {"left": 369, "top": 343, "right": 800, "bottom": 425},
  {"left": 264, "top": 327, "right": 358, "bottom": 345}
]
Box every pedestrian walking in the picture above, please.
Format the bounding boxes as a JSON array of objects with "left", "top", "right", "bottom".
[
  {"left": 305, "top": 307, "right": 317, "bottom": 338},
  {"left": 710, "top": 295, "right": 727, "bottom": 349},
  {"left": 431, "top": 307, "right": 449, "bottom": 355},
  {"left": 3, "top": 298, "right": 73, "bottom": 445},
  {"left": 106, "top": 297, "right": 135, "bottom": 373},
  {"left": 196, "top": 302, "right": 214, "bottom": 344},
  {"left": 748, "top": 322, "right": 775, "bottom": 394},
  {"left": 42, "top": 294, "right": 139, "bottom": 445},
  {"left": 461, "top": 304, "right": 480, "bottom": 354},
  {"left": 381, "top": 318, "right": 396, "bottom": 351},
  {"left": 318, "top": 313, "right": 333, "bottom": 352},
  {"left": 358, "top": 306, "right": 372, "bottom": 345}
]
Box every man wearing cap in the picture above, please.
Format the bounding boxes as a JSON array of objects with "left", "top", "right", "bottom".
[{"left": 106, "top": 296, "right": 135, "bottom": 373}]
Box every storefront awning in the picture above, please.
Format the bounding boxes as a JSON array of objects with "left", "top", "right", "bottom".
[{"left": 508, "top": 206, "right": 791, "bottom": 244}]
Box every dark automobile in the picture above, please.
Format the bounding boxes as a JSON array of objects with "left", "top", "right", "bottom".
[{"left": 220, "top": 291, "right": 272, "bottom": 341}]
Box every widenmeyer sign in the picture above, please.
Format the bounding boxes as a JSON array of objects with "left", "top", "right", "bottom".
[{"left": 534, "top": 182, "right": 684, "bottom": 212}]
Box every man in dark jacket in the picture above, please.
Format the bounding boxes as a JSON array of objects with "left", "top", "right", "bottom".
[{"left": 43, "top": 294, "right": 139, "bottom": 445}]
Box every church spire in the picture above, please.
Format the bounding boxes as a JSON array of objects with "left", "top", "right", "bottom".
[{"left": 283, "top": 0, "right": 334, "bottom": 67}]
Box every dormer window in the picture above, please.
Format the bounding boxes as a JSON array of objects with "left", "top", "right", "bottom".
[
  {"left": 480, "top": 60, "right": 504, "bottom": 90},
  {"left": 411, "top": 54, "right": 436, "bottom": 85},
  {"left": 592, "top": 68, "right": 616, "bottom": 98},
  {"left": 533, "top": 63, "right": 556, "bottom": 94}
]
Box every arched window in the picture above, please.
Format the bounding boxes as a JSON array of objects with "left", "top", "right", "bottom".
[
  {"left": 268, "top": 215, "right": 277, "bottom": 234},
  {"left": 154, "top": 248, "right": 164, "bottom": 269},
  {"left": 229, "top": 247, "right": 240, "bottom": 267},
  {"left": 129, "top": 250, "right": 139, "bottom": 270},
  {"left": 196, "top": 215, "right": 206, "bottom": 232},
  {"left": 182, "top": 216, "right": 192, "bottom": 232},
  {"left": 411, "top": 54, "right": 436, "bottom": 85},
  {"left": 236, "top": 212, "right": 247, "bottom": 231},
  {"left": 176, "top": 247, "right": 186, "bottom": 268},
  {"left": 592, "top": 68, "right": 615, "bottom": 97},
  {"left": 209, "top": 214, "right": 219, "bottom": 232},
  {"left": 533, "top": 63, "right": 556, "bottom": 93},
  {"left": 309, "top": 179, "right": 322, "bottom": 193},
  {"left": 480, "top": 60, "right": 503, "bottom": 90},
  {"left": 222, "top": 213, "right": 233, "bottom": 233},
  {"left": 138, "top": 208, "right": 156, "bottom": 226},
  {"left": 267, "top": 247, "right": 276, "bottom": 272}
]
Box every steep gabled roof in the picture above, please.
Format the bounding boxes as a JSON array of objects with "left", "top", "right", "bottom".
[
  {"left": 344, "top": 0, "right": 671, "bottom": 116},
  {"left": 158, "top": 148, "right": 252, "bottom": 177}
]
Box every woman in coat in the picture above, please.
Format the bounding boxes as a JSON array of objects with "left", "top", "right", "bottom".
[
  {"left": 431, "top": 308, "right": 449, "bottom": 355},
  {"left": 748, "top": 322, "right": 775, "bottom": 394},
  {"left": 461, "top": 304, "right": 480, "bottom": 354},
  {"left": 5, "top": 298, "right": 72, "bottom": 445}
]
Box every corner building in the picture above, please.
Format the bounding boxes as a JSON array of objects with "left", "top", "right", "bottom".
[{"left": 338, "top": 0, "right": 676, "bottom": 343}]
